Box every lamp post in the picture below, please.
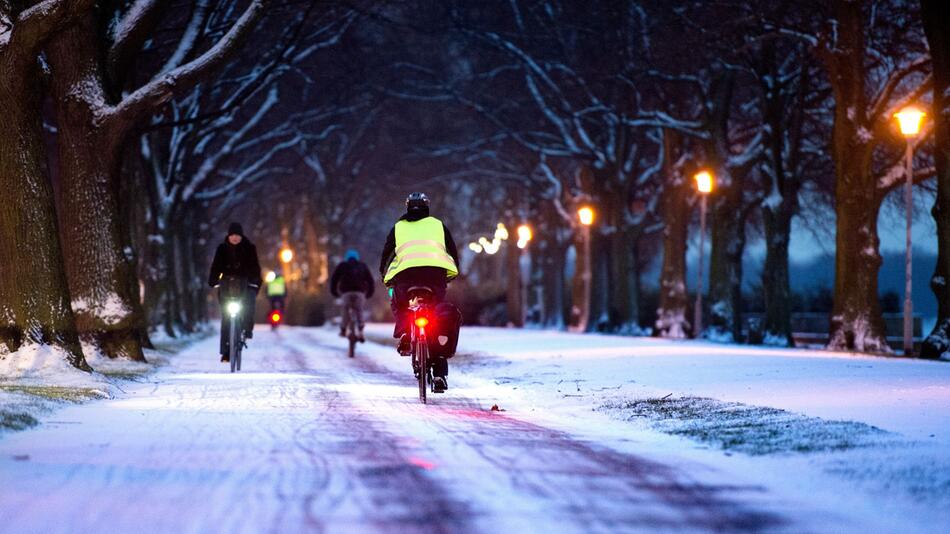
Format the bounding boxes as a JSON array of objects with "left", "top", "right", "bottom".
[
  {"left": 895, "top": 106, "right": 926, "bottom": 356},
  {"left": 693, "top": 171, "right": 714, "bottom": 338},
  {"left": 572, "top": 206, "right": 595, "bottom": 332},
  {"left": 516, "top": 224, "right": 533, "bottom": 325}
]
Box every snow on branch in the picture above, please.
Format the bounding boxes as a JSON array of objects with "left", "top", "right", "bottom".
[
  {"left": 181, "top": 85, "right": 279, "bottom": 202},
  {"left": 112, "top": 0, "right": 267, "bottom": 127},
  {"left": 157, "top": 0, "right": 210, "bottom": 75},
  {"left": 9, "top": 0, "right": 93, "bottom": 52}
]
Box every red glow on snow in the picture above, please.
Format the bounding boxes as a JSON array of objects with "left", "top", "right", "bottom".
[{"left": 408, "top": 456, "right": 436, "bottom": 470}]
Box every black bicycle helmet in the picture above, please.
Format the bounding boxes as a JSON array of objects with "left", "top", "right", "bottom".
[{"left": 406, "top": 192, "right": 430, "bottom": 211}]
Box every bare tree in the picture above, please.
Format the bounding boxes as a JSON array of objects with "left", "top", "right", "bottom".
[
  {"left": 45, "top": 0, "right": 267, "bottom": 359},
  {"left": 0, "top": 0, "right": 91, "bottom": 369}
]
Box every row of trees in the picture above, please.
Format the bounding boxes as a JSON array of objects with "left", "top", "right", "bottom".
[
  {"left": 381, "top": 0, "right": 948, "bottom": 356},
  {"left": 0, "top": 0, "right": 361, "bottom": 370}
]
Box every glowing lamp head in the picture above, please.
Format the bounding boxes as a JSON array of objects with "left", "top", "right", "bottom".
[
  {"left": 414, "top": 317, "right": 429, "bottom": 328},
  {"left": 578, "top": 206, "right": 594, "bottom": 226},
  {"left": 270, "top": 311, "right": 282, "bottom": 323},
  {"left": 517, "top": 224, "right": 532, "bottom": 242},
  {"left": 280, "top": 247, "right": 293, "bottom": 263},
  {"left": 695, "top": 170, "right": 714, "bottom": 194},
  {"left": 226, "top": 301, "right": 242, "bottom": 317},
  {"left": 895, "top": 106, "right": 925, "bottom": 137},
  {"left": 265, "top": 271, "right": 277, "bottom": 283}
]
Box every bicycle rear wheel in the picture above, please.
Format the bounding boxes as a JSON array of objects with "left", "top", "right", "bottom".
[{"left": 417, "top": 335, "right": 428, "bottom": 404}]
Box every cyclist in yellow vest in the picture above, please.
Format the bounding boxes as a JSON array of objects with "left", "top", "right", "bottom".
[
  {"left": 379, "top": 192, "right": 459, "bottom": 391},
  {"left": 265, "top": 270, "right": 287, "bottom": 311}
]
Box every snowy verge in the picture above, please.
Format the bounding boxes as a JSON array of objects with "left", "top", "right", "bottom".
[{"left": 599, "top": 396, "right": 894, "bottom": 455}]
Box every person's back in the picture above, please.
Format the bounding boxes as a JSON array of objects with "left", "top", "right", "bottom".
[
  {"left": 379, "top": 192, "right": 459, "bottom": 392},
  {"left": 331, "top": 249, "right": 374, "bottom": 341}
]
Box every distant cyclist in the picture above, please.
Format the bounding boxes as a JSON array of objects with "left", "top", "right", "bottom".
[
  {"left": 208, "top": 223, "right": 262, "bottom": 362},
  {"left": 266, "top": 270, "right": 287, "bottom": 311},
  {"left": 379, "top": 192, "right": 459, "bottom": 392},
  {"left": 330, "top": 249, "right": 374, "bottom": 342}
]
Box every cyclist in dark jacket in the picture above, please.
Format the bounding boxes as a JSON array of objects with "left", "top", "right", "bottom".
[
  {"left": 330, "top": 249, "right": 374, "bottom": 341},
  {"left": 208, "top": 222, "right": 262, "bottom": 361}
]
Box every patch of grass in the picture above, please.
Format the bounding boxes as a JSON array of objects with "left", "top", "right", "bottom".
[
  {"left": 601, "top": 396, "right": 891, "bottom": 456},
  {"left": 0, "top": 410, "right": 38, "bottom": 431},
  {"left": 0, "top": 385, "right": 105, "bottom": 404}
]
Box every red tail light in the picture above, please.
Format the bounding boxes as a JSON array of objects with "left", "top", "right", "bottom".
[
  {"left": 414, "top": 317, "right": 429, "bottom": 328},
  {"left": 270, "top": 311, "right": 282, "bottom": 324}
]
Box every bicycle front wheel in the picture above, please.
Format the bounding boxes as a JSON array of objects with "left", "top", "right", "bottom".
[{"left": 229, "top": 321, "right": 238, "bottom": 373}]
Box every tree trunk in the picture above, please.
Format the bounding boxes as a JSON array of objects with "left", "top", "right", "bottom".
[
  {"left": 586, "top": 227, "right": 609, "bottom": 331},
  {"left": 824, "top": 1, "right": 890, "bottom": 353},
  {"left": 921, "top": 0, "right": 950, "bottom": 359},
  {"left": 761, "top": 205, "right": 794, "bottom": 346},
  {"left": 656, "top": 131, "right": 691, "bottom": 338},
  {"left": 48, "top": 19, "right": 146, "bottom": 361},
  {"left": 505, "top": 235, "right": 524, "bottom": 327},
  {"left": 0, "top": 48, "right": 87, "bottom": 369},
  {"left": 707, "top": 183, "right": 746, "bottom": 342},
  {"left": 603, "top": 185, "right": 635, "bottom": 330}
]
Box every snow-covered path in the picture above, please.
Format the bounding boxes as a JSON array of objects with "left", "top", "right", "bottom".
[
  {"left": 3, "top": 325, "right": 949, "bottom": 533},
  {"left": 0, "top": 327, "right": 802, "bottom": 534}
]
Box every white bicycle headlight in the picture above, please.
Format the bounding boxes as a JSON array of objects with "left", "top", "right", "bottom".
[{"left": 226, "top": 301, "right": 242, "bottom": 317}]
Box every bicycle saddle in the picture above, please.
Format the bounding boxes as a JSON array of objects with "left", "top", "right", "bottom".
[{"left": 407, "top": 286, "right": 435, "bottom": 299}]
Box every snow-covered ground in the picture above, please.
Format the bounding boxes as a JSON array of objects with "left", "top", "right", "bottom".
[{"left": 0, "top": 325, "right": 947, "bottom": 533}]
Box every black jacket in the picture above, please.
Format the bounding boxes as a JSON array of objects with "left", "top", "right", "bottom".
[
  {"left": 208, "top": 237, "right": 262, "bottom": 288},
  {"left": 378, "top": 208, "right": 460, "bottom": 280},
  {"left": 330, "top": 259, "right": 375, "bottom": 298}
]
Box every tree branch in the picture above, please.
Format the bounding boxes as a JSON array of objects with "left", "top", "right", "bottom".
[{"left": 112, "top": 0, "right": 267, "bottom": 128}]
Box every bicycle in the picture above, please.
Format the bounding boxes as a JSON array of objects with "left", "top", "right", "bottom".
[
  {"left": 407, "top": 286, "right": 435, "bottom": 404},
  {"left": 217, "top": 276, "right": 253, "bottom": 373}
]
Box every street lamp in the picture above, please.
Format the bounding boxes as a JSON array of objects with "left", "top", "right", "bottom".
[
  {"left": 279, "top": 246, "right": 294, "bottom": 264},
  {"left": 571, "top": 206, "right": 595, "bottom": 332},
  {"left": 578, "top": 206, "right": 595, "bottom": 227},
  {"left": 895, "top": 106, "right": 926, "bottom": 356},
  {"left": 516, "top": 224, "right": 532, "bottom": 249},
  {"left": 694, "top": 170, "right": 714, "bottom": 338}
]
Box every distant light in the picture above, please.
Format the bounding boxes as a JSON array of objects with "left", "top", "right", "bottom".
[
  {"left": 415, "top": 317, "right": 429, "bottom": 328},
  {"left": 517, "top": 224, "right": 532, "bottom": 242},
  {"left": 280, "top": 247, "right": 293, "bottom": 263},
  {"left": 265, "top": 271, "right": 277, "bottom": 283},
  {"left": 578, "top": 206, "right": 595, "bottom": 226},
  {"left": 270, "top": 311, "right": 282, "bottom": 323},
  {"left": 695, "top": 170, "right": 714, "bottom": 194},
  {"left": 494, "top": 223, "right": 509, "bottom": 241},
  {"left": 226, "top": 301, "right": 242, "bottom": 317},
  {"left": 468, "top": 242, "right": 483, "bottom": 254},
  {"left": 895, "top": 106, "right": 925, "bottom": 137}
]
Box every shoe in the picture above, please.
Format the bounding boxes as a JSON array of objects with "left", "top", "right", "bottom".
[
  {"left": 432, "top": 376, "right": 447, "bottom": 393},
  {"left": 245, "top": 330, "right": 253, "bottom": 339},
  {"left": 397, "top": 334, "right": 411, "bottom": 356},
  {"left": 220, "top": 354, "right": 230, "bottom": 363},
  {"left": 339, "top": 328, "right": 346, "bottom": 337}
]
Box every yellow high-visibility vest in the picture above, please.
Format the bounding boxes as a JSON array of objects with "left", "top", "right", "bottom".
[
  {"left": 383, "top": 216, "right": 459, "bottom": 284},
  {"left": 267, "top": 276, "right": 286, "bottom": 296}
]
